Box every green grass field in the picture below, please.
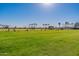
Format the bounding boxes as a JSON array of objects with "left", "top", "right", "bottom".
[{"left": 0, "top": 30, "right": 79, "bottom": 56}]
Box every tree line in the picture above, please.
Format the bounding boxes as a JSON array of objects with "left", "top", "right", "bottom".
[{"left": 0, "top": 22, "right": 79, "bottom": 32}]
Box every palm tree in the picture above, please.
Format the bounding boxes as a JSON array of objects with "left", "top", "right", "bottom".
[
  {"left": 33, "top": 23, "right": 37, "bottom": 29},
  {"left": 13, "top": 26, "right": 16, "bottom": 32},
  {"left": 7, "top": 25, "right": 10, "bottom": 32},
  {"left": 58, "top": 22, "right": 61, "bottom": 29},
  {"left": 29, "top": 24, "right": 32, "bottom": 29},
  {"left": 29, "top": 24, "right": 31, "bottom": 29},
  {"left": 42, "top": 24, "right": 44, "bottom": 28},
  {"left": 65, "top": 22, "right": 69, "bottom": 29},
  {"left": 45, "top": 24, "right": 47, "bottom": 31},
  {"left": 42, "top": 24, "right": 45, "bottom": 30},
  {"left": 3, "top": 25, "right": 9, "bottom": 32},
  {"left": 42, "top": 24, "right": 49, "bottom": 31}
]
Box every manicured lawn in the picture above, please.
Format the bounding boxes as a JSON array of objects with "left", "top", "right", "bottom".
[{"left": 0, "top": 30, "right": 79, "bottom": 56}]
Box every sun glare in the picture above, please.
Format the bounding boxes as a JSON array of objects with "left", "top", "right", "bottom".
[
  {"left": 39, "top": 3, "right": 55, "bottom": 11},
  {"left": 41, "top": 3, "right": 54, "bottom": 8},
  {"left": 42, "top": 3, "right": 52, "bottom": 6}
]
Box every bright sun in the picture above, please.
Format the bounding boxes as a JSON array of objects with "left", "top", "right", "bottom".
[
  {"left": 41, "top": 3, "right": 53, "bottom": 8},
  {"left": 39, "top": 3, "right": 55, "bottom": 11},
  {"left": 42, "top": 3, "right": 52, "bottom": 6}
]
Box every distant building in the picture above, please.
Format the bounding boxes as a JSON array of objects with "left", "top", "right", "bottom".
[
  {"left": 48, "top": 26, "right": 54, "bottom": 30},
  {"left": 74, "top": 22, "right": 79, "bottom": 29}
]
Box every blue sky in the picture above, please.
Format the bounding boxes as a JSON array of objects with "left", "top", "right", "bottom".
[{"left": 0, "top": 3, "right": 79, "bottom": 27}]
